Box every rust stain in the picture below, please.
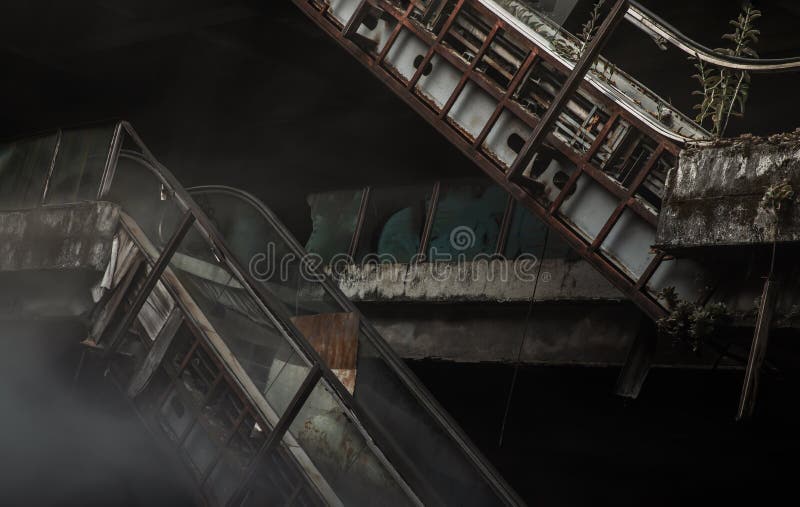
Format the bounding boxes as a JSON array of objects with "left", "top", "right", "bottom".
[{"left": 291, "top": 312, "right": 360, "bottom": 393}]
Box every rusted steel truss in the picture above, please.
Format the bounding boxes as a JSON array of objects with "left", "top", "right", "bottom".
[{"left": 291, "top": 0, "right": 715, "bottom": 320}]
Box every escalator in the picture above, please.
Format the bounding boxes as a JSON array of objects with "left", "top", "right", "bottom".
[
  {"left": 289, "top": 0, "right": 716, "bottom": 321},
  {"left": 0, "top": 122, "right": 522, "bottom": 505}
]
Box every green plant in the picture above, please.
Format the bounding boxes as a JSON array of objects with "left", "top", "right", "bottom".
[
  {"left": 548, "top": 0, "right": 606, "bottom": 62},
  {"left": 579, "top": 0, "right": 606, "bottom": 54},
  {"left": 657, "top": 287, "right": 727, "bottom": 354},
  {"left": 691, "top": 3, "right": 761, "bottom": 137},
  {"left": 760, "top": 178, "right": 796, "bottom": 217}
]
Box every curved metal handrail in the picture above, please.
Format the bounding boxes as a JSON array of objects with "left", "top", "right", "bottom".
[
  {"left": 482, "top": 0, "right": 710, "bottom": 144},
  {"left": 627, "top": 1, "right": 800, "bottom": 73}
]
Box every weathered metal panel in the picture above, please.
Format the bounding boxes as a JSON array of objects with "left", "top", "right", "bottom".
[{"left": 291, "top": 312, "right": 360, "bottom": 393}]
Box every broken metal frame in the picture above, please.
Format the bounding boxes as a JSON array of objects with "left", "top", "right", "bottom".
[
  {"left": 292, "top": 0, "right": 705, "bottom": 321},
  {"left": 737, "top": 276, "right": 780, "bottom": 421},
  {"left": 228, "top": 363, "right": 324, "bottom": 505}
]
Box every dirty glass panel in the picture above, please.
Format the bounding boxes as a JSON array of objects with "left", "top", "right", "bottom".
[
  {"left": 192, "top": 189, "right": 342, "bottom": 317},
  {"left": 241, "top": 444, "right": 324, "bottom": 506},
  {"left": 206, "top": 412, "right": 268, "bottom": 505},
  {"left": 183, "top": 189, "right": 514, "bottom": 505},
  {"left": 504, "top": 202, "right": 572, "bottom": 259},
  {"left": 45, "top": 126, "right": 114, "bottom": 204},
  {"left": 287, "top": 377, "right": 415, "bottom": 506},
  {"left": 353, "top": 336, "right": 504, "bottom": 506},
  {"left": 0, "top": 134, "right": 57, "bottom": 210},
  {"left": 160, "top": 387, "right": 195, "bottom": 440},
  {"left": 427, "top": 181, "right": 507, "bottom": 259},
  {"left": 106, "top": 153, "right": 184, "bottom": 256},
  {"left": 355, "top": 184, "right": 433, "bottom": 264},
  {"left": 304, "top": 189, "right": 364, "bottom": 264},
  {"left": 159, "top": 335, "right": 222, "bottom": 441},
  {"left": 184, "top": 387, "right": 248, "bottom": 493},
  {"left": 169, "top": 222, "right": 310, "bottom": 417}
]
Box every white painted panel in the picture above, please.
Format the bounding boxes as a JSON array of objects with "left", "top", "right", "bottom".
[
  {"left": 481, "top": 109, "right": 531, "bottom": 167},
  {"left": 448, "top": 81, "right": 497, "bottom": 139},
  {"left": 601, "top": 209, "right": 655, "bottom": 280},
  {"left": 328, "top": 0, "right": 361, "bottom": 25},
  {"left": 415, "top": 54, "right": 460, "bottom": 108},
  {"left": 385, "top": 29, "right": 428, "bottom": 80},
  {"left": 559, "top": 175, "right": 616, "bottom": 241}
]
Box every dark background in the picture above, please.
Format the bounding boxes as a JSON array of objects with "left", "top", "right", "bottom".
[
  {"left": 3, "top": 0, "right": 800, "bottom": 241},
  {"left": 3, "top": 1, "right": 800, "bottom": 505}
]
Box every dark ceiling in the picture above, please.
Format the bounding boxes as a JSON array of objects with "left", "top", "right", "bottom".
[{"left": 3, "top": 0, "right": 800, "bottom": 240}]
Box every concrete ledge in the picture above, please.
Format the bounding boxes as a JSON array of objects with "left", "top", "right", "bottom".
[
  {"left": 657, "top": 132, "right": 800, "bottom": 249},
  {"left": 0, "top": 201, "right": 120, "bottom": 272},
  {"left": 330, "top": 258, "right": 623, "bottom": 303}
]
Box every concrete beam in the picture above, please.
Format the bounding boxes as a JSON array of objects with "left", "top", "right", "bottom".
[
  {"left": 0, "top": 202, "right": 119, "bottom": 272},
  {"left": 331, "top": 258, "right": 624, "bottom": 303},
  {"left": 657, "top": 131, "right": 800, "bottom": 249}
]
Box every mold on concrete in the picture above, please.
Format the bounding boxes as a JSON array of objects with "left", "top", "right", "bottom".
[{"left": 658, "top": 129, "right": 800, "bottom": 249}]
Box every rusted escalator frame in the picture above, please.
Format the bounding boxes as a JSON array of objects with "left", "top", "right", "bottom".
[{"left": 290, "top": 0, "right": 694, "bottom": 321}]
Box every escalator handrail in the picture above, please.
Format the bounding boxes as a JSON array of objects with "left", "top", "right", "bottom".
[
  {"left": 105, "top": 122, "right": 522, "bottom": 505},
  {"left": 627, "top": 1, "right": 800, "bottom": 73}
]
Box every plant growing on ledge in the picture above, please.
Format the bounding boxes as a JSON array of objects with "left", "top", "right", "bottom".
[
  {"left": 691, "top": 3, "right": 761, "bottom": 138},
  {"left": 760, "top": 178, "right": 796, "bottom": 219},
  {"left": 657, "top": 287, "right": 728, "bottom": 355}
]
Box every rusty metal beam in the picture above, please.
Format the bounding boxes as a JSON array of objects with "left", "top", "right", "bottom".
[
  {"left": 348, "top": 186, "right": 371, "bottom": 258},
  {"left": 418, "top": 181, "right": 441, "bottom": 261},
  {"left": 737, "top": 276, "right": 779, "bottom": 421},
  {"left": 506, "top": 0, "right": 629, "bottom": 182}
]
